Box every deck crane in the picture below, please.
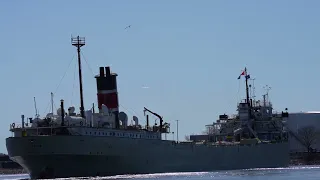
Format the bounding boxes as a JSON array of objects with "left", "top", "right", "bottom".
[{"left": 143, "top": 107, "right": 169, "bottom": 133}]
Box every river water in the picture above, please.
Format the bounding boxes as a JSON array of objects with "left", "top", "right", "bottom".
[{"left": 0, "top": 166, "right": 319, "bottom": 180}]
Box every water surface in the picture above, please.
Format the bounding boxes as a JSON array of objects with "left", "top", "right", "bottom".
[{"left": 0, "top": 166, "right": 319, "bottom": 180}]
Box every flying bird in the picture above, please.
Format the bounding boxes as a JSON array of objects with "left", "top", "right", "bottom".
[{"left": 124, "top": 25, "right": 131, "bottom": 30}]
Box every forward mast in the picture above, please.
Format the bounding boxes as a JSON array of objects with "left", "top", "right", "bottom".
[{"left": 71, "top": 36, "right": 86, "bottom": 119}]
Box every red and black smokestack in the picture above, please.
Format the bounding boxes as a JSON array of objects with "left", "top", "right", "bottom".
[{"left": 95, "top": 66, "right": 120, "bottom": 129}]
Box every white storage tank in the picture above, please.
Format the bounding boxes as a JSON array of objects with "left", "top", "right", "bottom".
[{"left": 286, "top": 111, "right": 320, "bottom": 152}]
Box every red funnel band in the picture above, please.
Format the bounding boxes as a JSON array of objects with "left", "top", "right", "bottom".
[{"left": 97, "top": 92, "right": 119, "bottom": 109}]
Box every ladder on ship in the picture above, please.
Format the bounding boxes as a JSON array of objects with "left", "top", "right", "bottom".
[
  {"left": 246, "top": 123, "right": 261, "bottom": 143},
  {"left": 233, "top": 122, "right": 261, "bottom": 143}
]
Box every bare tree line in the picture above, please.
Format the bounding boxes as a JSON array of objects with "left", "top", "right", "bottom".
[{"left": 297, "top": 126, "right": 320, "bottom": 153}]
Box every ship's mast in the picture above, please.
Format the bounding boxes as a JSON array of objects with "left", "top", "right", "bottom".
[
  {"left": 245, "top": 68, "right": 250, "bottom": 105},
  {"left": 244, "top": 67, "right": 251, "bottom": 118},
  {"left": 71, "top": 36, "right": 86, "bottom": 118},
  {"left": 51, "top": 92, "right": 54, "bottom": 115}
]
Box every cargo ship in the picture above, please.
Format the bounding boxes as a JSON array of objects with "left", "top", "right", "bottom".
[{"left": 6, "top": 36, "right": 289, "bottom": 179}]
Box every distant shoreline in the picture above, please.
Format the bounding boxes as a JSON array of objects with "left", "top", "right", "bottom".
[
  {"left": 290, "top": 160, "right": 320, "bottom": 166},
  {"left": 289, "top": 152, "right": 320, "bottom": 166},
  {"left": 0, "top": 168, "right": 26, "bottom": 175}
]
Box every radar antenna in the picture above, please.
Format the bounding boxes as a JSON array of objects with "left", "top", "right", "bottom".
[
  {"left": 71, "top": 36, "right": 86, "bottom": 118},
  {"left": 263, "top": 85, "right": 272, "bottom": 103},
  {"left": 250, "top": 78, "right": 256, "bottom": 104}
]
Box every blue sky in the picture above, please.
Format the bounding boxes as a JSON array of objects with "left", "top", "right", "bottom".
[{"left": 1, "top": 0, "right": 320, "bottom": 153}]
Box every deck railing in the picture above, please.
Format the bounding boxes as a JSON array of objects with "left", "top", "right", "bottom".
[{"left": 9, "top": 122, "right": 160, "bottom": 138}]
